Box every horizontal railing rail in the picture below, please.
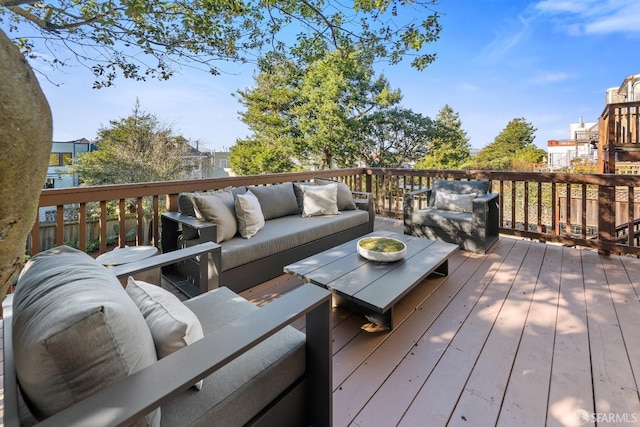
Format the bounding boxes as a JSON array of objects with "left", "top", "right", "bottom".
[{"left": 33, "top": 168, "right": 640, "bottom": 257}]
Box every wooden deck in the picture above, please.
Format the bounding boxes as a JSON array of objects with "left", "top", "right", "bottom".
[
  {"left": 3, "top": 217, "right": 640, "bottom": 426},
  {"left": 241, "top": 217, "right": 640, "bottom": 427}
]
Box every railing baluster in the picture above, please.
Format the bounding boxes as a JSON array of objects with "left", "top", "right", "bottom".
[
  {"left": 537, "top": 182, "right": 543, "bottom": 233},
  {"left": 499, "top": 180, "right": 504, "bottom": 228},
  {"left": 79, "top": 203, "right": 87, "bottom": 253},
  {"left": 628, "top": 187, "right": 635, "bottom": 246},
  {"left": 118, "top": 199, "right": 126, "bottom": 248},
  {"left": 552, "top": 182, "right": 558, "bottom": 235},
  {"left": 100, "top": 200, "right": 107, "bottom": 254},
  {"left": 152, "top": 195, "right": 160, "bottom": 247},
  {"left": 136, "top": 197, "right": 144, "bottom": 245},
  {"left": 523, "top": 181, "right": 529, "bottom": 232},
  {"left": 510, "top": 181, "right": 516, "bottom": 230},
  {"left": 56, "top": 205, "right": 64, "bottom": 247},
  {"left": 565, "top": 183, "right": 572, "bottom": 236},
  {"left": 581, "top": 184, "right": 587, "bottom": 239}
]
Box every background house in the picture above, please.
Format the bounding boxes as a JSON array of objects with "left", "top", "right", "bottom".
[
  {"left": 547, "top": 117, "right": 598, "bottom": 171},
  {"left": 45, "top": 138, "right": 95, "bottom": 189}
]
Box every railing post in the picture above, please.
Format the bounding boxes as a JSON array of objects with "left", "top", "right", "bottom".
[{"left": 598, "top": 185, "right": 615, "bottom": 255}]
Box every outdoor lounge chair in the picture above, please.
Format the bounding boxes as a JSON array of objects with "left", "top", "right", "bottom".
[
  {"left": 3, "top": 242, "right": 332, "bottom": 426},
  {"left": 404, "top": 179, "right": 499, "bottom": 254}
]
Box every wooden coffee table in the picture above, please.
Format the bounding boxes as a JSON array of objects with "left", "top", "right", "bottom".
[{"left": 284, "top": 231, "right": 458, "bottom": 330}]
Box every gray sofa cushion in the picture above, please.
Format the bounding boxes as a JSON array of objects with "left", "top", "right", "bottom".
[
  {"left": 218, "top": 209, "right": 370, "bottom": 271},
  {"left": 411, "top": 207, "right": 475, "bottom": 234},
  {"left": 429, "top": 179, "right": 490, "bottom": 207},
  {"left": 13, "top": 246, "right": 160, "bottom": 427},
  {"left": 248, "top": 182, "right": 301, "bottom": 220},
  {"left": 161, "top": 287, "right": 306, "bottom": 427}
]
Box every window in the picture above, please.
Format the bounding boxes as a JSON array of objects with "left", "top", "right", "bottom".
[
  {"left": 49, "top": 152, "right": 73, "bottom": 166},
  {"left": 218, "top": 159, "right": 229, "bottom": 168},
  {"left": 44, "top": 178, "right": 55, "bottom": 189}
]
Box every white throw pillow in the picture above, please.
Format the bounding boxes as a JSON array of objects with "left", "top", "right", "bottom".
[
  {"left": 300, "top": 183, "right": 340, "bottom": 217},
  {"left": 434, "top": 192, "right": 477, "bottom": 213},
  {"left": 126, "top": 278, "right": 205, "bottom": 389},
  {"left": 235, "top": 190, "right": 266, "bottom": 238},
  {"left": 190, "top": 191, "right": 238, "bottom": 242}
]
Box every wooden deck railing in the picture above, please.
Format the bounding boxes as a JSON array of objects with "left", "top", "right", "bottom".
[
  {"left": 598, "top": 101, "right": 640, "bottom": 173},
  {"left": 33, "top": 168, "right": 640, "bottom": 257}
]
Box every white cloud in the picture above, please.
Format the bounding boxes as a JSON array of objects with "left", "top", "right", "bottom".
[
  {"left": 533, "top": 0, "right": 640, "bottom": 35},
  {"left": 478, "top": 15, "right": 533, "bottom": 63},
  {"left": 528, "top": 71, "right": 572, "bottom": 84},
  {"left": 584, "top": 5, "right": 640, "bottom": 34},
  {"left": 534, "top": 0, "right": 591, "bottom": 14}
]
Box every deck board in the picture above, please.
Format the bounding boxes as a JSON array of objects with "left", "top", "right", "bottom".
[
  {"left": 497, "top": 244, "right": 563, "bottom": 426},
  {"left": 583, "top": 250, "right": 640, "bottom": 419}
]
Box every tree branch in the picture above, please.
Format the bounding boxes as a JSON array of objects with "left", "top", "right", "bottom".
[{"left": 0, "top": 0, "right": 36, "bottom": 6}]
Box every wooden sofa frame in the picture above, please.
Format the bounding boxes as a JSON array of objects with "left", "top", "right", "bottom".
[
  {"left": 161, "top": 188, "right": 375, "bottom": 295},
  {"left": 3, "top": 242, "right": 333, "bottom": 427}
]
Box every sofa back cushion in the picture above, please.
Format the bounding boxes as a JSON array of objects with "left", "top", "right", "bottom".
[
  {"left": 12, "top": 246, "right": 159, "bottom": 426},
  {"left": 248, "top": 182, "right": 301, "bottom": 220},
  {"left": 429, "top": 179, "right": 490, "bottom": 207}
]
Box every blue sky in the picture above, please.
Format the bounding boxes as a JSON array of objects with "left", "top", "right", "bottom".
[{"left": 19, "top": 0, "right": 640, "bottom": 151}]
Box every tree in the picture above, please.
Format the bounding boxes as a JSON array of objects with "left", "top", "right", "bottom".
[
  {"left": 230, "top": 53, "right": 302, "bottom": 174},
  {"left": 0, "top": 0, "right": 441, "bottom": 298},
  {"left": 472, "top": 118, "right": 543, "bottom": 170},
  {"left": 229, "top": 138, "right": 297, "bottom": 175},
  {"left": 293, "top": 49, "right": 402, "bottom": 168},
  {"left": 234, "top": 48, "right": 403, "bottom": 171},
  {"left": 362, "top": 107, "right": 433, "bottom": 167},
  {"left": 416, "top": 104, "right": 471, "bottom": 169},
  {"left": 70, "top": 101, "right": 194, "bottom": 185}
]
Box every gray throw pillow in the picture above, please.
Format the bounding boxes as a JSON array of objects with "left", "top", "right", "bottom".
[
  {"left": 235, "top": 190, "right": 266, "bottom": 238},
  {"left": 126, "top": 278, "right": 205, "bottom": 389},
  {"left": 191, "top": 191, "right": 238, "bottom": 242},
  {"left": 248, "top": 182, "right": 301, "bottom": 220},
  {"left": 314, "top": 177, "right": 357, "bottom": 211},
  {"left": 13, "top": 246, "right": 160, "bottom": 426},
  {"left": 435, "top": 192, "right": 477, "bottom": 213}
]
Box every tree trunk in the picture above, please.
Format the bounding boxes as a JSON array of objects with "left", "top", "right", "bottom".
[{"left": 0, "top": 29, "right": 53, "bottom": 300}]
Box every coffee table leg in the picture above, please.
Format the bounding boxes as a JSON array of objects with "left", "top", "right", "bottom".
[
  {"left": 333, "top": 294, "right": 393, "bottom": 330},
  {"left": 435, "top": 259, "right": 449, "bottom": 276}
]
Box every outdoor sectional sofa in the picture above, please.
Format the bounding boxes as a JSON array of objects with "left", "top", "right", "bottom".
[
  {"left": 3, "top": 242, "right": 332, "bottom": 426},
  {"left": 161, "top": 179, "right": 375, "bottom": 295}
]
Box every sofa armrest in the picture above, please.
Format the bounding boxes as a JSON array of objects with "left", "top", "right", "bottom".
[
  {"left": 472, "top": 192, "right": 499, "bottom": 216},
  {"left": 352, "top": 191, "right": 375, "bottom": 231},
  {"left": 161, "top": 212, "right": 217, "bottom": 252},
  {"left": 404, "top": 188, "right": 432, "bottom": 217},
  {"left": 3, "top": 284, "right": 333, "bottom": 427}
]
